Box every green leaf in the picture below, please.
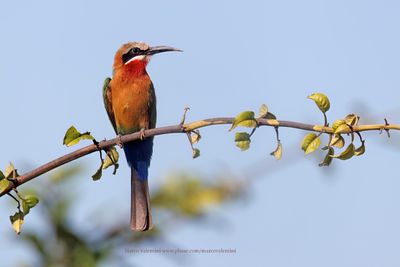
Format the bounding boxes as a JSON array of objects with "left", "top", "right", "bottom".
[
  {"left": 91, "top": 167, "right": 102, "bottom": 181},
  {"left": 111, "top": 163, "right": 119, "bottom": 175},
  {"left": 270, "top": 142, "right": 282, "bottom": 160},
  {"left": 258, "top": 104, "right": 268, "bottom": 118},
  {"left": 308, "top": 93, "right": 330, "bottom": 113},
  {"left": 319, "top": 147, "right": 334, "bottom": 167},
  {"left": 0, "top": 179, "right": 10, "bottom": 194},
  {"left": 93, "top": 147, "right": 120, "bottom": 180},
  {"left": 63, "top": 126, "right": 94, "bottom": 147},
  {"left": 102, "top": 147, "right": 119, "bottom": 170},
  {"left": 344, "top": 114, "right": 359, "bottom": 126},
  {"left": 190, "top": 131, "right": 201, "bottom": 144},
  {"left": 192, "top": 148, "right": 200, "bottom": 159},
  {"left": 4, "top": 163, "right": 14, "bottom": 178},
  {"left": 329, "top": 134, "right": 345, "bottom": 148},
  {"left": 354, "top": 141, "right": 365, "bottom": 156},
  {"left": 334, "top": 124, "right": 351, "bottom": 134},
  {"left": 102, "top": 147, "right": 119, "bottom": 175},
  {"left": 25, "top": 195, "right": 39, "bottom": 209},
  {"left": 4, "top": 162, "right": 19, "bottom": 179},
  {"left": 10, "top": 212, "right": 24, "bottom": 235},
  {"left": 301, "top": 133, "right": 321, "bottom": 155},
  {"left": 265, "top": 112, "right": 277, "bottom": 120},
  {"left": 21, "top": 195, "right": 39, "bottom": 215},
  {"left": 229, "top": 111, "right": 256, "bottom": 131},
  {"left": 332, "top": 119, "right": 346, "bottom": 132},
  {"left": 0, "top": 170, "right": 5, "bottom": 180},
  {"left": 330, "top": 143, "right": 355, "bottom": 160},
  {"left": 234, "top": 132, "right": 251, "bottom": 151},
  {"left": 21, "top": 200, "right": 29, "bottom": 215}
]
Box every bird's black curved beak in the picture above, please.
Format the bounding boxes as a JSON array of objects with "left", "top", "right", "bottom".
[{"left": 147, "top": 46, "right": 182, "bottom": 55}]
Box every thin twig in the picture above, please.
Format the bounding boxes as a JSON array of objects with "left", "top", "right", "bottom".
[{"left": 0, "top": 117, "right": 399, "bottom": 197}]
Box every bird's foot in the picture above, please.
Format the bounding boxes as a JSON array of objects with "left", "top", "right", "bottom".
[
  {"left": 116, "top": 134, "right": 123, "bottom": 148},
  {"left": 139, "top": 128, "right": 146, "bottom": 140}
]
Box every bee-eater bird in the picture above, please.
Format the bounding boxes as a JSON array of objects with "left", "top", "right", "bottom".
[{"left": 103, "top": 42, "right": 181, "bottom": 231}]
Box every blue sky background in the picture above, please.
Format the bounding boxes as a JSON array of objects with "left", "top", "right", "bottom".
[{"left": 1, "top": 0, "right": 400, "bottom": 266}]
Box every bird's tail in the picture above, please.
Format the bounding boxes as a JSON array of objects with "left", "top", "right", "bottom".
[{"left": 130, "top": 167, "right": 152, "bottom": 231}]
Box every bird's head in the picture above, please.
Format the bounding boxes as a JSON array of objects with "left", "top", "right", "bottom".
[{"left": 113, "top": 42, "right": 181, "bottom": 75}]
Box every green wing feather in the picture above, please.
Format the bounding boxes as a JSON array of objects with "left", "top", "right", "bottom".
[{"left": 102, "top": 77, "right": 117, "bottom": 134}]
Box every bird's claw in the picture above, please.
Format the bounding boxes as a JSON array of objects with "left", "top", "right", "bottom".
[
  {"left": 116, "top": 134, "right": 123, "bottom": 148},
  {"left": 139, "top": 128, "right": 146, "bottom": 140}
]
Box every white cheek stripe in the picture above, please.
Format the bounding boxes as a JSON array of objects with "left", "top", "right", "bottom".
[{"left": 124, "top": 55, "right": 149, "bottom": 65}]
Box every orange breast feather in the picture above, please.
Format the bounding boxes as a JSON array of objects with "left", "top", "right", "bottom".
[{"left": 110, "top": 72, "right": 152, "bottom": 135}]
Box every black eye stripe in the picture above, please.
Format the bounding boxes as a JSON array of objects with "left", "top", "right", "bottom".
[{"left": 122, "top": 47, "right": 145, "bottom": 64}]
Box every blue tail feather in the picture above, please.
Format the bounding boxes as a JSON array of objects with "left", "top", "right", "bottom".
[{"left": 123, "top": 138, "right": 153, "bottom": 181}]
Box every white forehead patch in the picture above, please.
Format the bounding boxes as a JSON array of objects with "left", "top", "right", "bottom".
[{"left": 124, "top": 55, "right": 150, "bottom": 65}]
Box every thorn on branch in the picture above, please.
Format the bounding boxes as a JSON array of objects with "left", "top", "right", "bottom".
[
  {"left": 384, "top": 118, "right": 390, "bottom": 138},
  {"left": 379, "top": 118, "right": 391, "bottom": 138}
]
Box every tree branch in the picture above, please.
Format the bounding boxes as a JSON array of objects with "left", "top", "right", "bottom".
[{"left": 1, "top": 117, "right": 398, "bottom": 197}]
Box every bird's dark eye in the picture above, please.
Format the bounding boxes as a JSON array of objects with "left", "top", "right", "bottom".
[{"left": 131, "top": 47, "right": 141, "bottom": 54}]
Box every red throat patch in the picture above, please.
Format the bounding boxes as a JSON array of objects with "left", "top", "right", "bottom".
[{"left": 122, "top": 58, "right": 149, "bottom": 77}]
